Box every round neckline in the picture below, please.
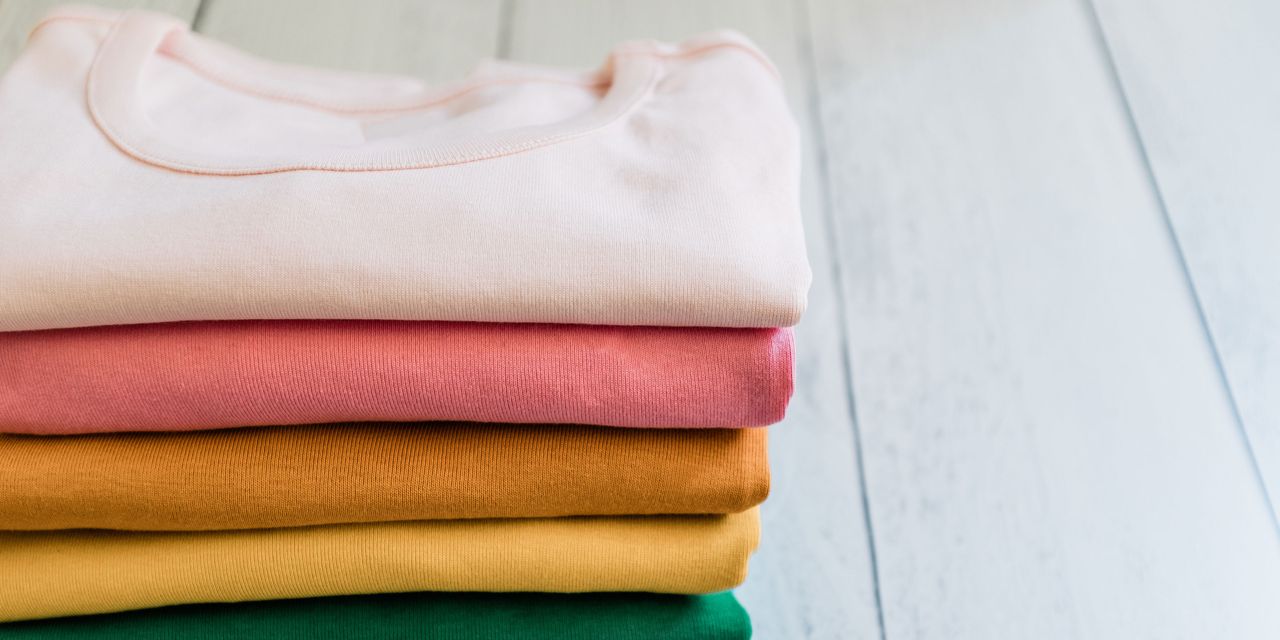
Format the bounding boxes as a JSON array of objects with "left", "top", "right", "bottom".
[{"left": 85, "top": 11, "right": 661, "bottom": 175}]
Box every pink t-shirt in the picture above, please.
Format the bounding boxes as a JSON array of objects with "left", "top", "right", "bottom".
[
  {"left": 0, "top": 320, "right": 794, "bottom": 434},
  {"left": 0, "top": 6, "right": 810, "bottom": 331}
]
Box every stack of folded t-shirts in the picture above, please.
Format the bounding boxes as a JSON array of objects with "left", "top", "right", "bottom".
[{"left": 0, "top": 6, "right": 809, "bottom": 639}]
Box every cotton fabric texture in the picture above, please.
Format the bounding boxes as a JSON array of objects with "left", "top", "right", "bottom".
[
  {"left": 0, "top": 592, "right": 752, "bottom": 640},
  {"left": 0, "top": 6, "right": 809, "bottom": 332},
  {"left": 0, "top": 423, "right": 769, "bottom": 530},
  {"left": 0, "top": 321, "right": 793, "bottom": 434},
  {"left": 0, "top": 510, "right": 759, "bottom": 621}
]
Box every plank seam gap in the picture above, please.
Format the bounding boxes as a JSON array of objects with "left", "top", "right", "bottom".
[
  {"left": 495, "top": 0, "right": 513, "bottom": 60},
  {"left": 191, "top": 0, "right": 210, "bottom": 32},
  {"left": 795, "top": 0, "right": 888, "bottom": 636},
  {"left": 1080, "top": 0, "right": 1280, "bottom": 536}
]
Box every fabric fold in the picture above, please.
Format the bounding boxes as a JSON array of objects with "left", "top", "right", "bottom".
[
  {"left": 0, "top": 423, "right": 769, "bottom": 530},
  {"left": 0, "top": 592, "right": 752, "bottom": 640},
  {"left": 0, "top": 321, "right": 793, "bottom": 434},
  {"left": 0, "top": 510, "right": 760, "bottom": 621}
]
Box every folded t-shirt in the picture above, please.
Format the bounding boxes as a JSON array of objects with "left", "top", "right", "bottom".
[
  {"left": 0, "top": 510, "right": 759, "bottom": 621},
  {"left": 0, "top": 321, "right": 793, "bottom": 434},
  {"left": 0, "top": 423, "right": 769, "bottom": 530},
  {"left": 0, "top": 6, "right": 809, "bottom": 332},
  {"left": 0, "top": 592, "right": 752, "bottom": 640}
]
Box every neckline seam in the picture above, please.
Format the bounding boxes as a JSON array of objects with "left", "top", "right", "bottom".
[
  {"left": 84, "top": 14, "right": 662, "bottom": 176},
  {"left": 44, "top": 12, "right": 778, "bottom": 107},
  {"left": 164, "top": 37, "right": 614, "bottom": 115},
  {"left": 85, "top": 23, "right": 663, "bottom": 176},
  {"left": 166, "top": 43, "right": 779, "bottom": 115},
  {"left": 78, "top": 10, "right": 777, "bottom": 176}
]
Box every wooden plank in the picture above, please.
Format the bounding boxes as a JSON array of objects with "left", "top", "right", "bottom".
[
  {"left": 507, "top": 2, "right": 882, "bottom": 638},
  {"left": 807, "top": 0, "right": 1280, "bottom": 637},
  {"left": 195, "top": 0, "right": 502, "bottom": 80},
  {"left": 0, "top": 0, "right": 199, "bottom": 71},
  {"left": 1090, "top": 0, "right": 1280, "bottom": 520}
]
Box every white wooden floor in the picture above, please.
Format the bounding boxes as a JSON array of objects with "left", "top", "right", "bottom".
[{"left": 3, "top": 1, "right": 1279, "bottom": 638}]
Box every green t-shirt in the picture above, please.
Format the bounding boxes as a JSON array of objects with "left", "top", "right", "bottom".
[{"left": 0, "top": 592, "right": 751, "bottom": 640}]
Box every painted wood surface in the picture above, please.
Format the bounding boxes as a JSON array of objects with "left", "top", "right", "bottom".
[
  {"left": 1091, "top": 0, "right": 1280, "bottom": 522},
  {"left": 807, "top": 0, "right": 1280, "bottom": 637},
  {"left": 2, "top": 0, "right": 1280, "bottom": 637},
  {"left": 0, "top": 0, "right": 198, "bottom": 69}
]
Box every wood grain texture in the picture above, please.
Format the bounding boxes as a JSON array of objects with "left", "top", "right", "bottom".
[
  {"left": 4, "top": 0, "right": 1279, "bottom": 637},
  {"left": 504, "top": 2, "right": 881, "bottom": 638},
  {"left": 195, "top": 0, "right": 502, "bottom": 80},
  {"left": 1091, "top": 0, "right": 1280, "bottom": 521},
  {"left": 0, "top": 0, "right": 199, "bottom": 71},
  {"left": 808, "top": 0, "right": 1280, "bottom": 637}
]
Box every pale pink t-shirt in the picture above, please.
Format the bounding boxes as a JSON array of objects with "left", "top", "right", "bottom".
[{"left": 0, "top": 6, "right": 810, "bottom": 331}]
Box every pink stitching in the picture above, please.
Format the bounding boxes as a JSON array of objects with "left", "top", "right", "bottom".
[
  {"left": 86, "top": 29, "right": 662, "bottom": 176},
  {"left": 168, "top": 52, "right": 611, "bottom": 115},
  {"left": 164, "top": 39, "right": 777, "bottom": 114},
  {"left": 73, "top": 11, "right": 780, "bottom": 176}
]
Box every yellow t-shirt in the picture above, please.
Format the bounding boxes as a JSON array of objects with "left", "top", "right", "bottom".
[{"left": 0, "top": 509, "right": 759, "bottom": 621}]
